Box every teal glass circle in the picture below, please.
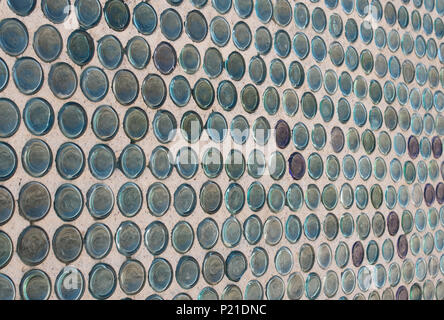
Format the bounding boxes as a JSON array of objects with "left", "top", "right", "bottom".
[
  {"left": 224, "top": 183, "right": 245, "bottom": 215},
  {"left": 263, "top": 86, "right": 280, "bottom": 115},
  {"left": 91, "top": 105, "right": 118, "bottom": 141},
  {"left": 197, "top": 218, "right": 219, "bottom": 250},
  {"left": 340, "top": 183, "right": 354, "bottom": 209},
  {"left": 132, "top": 2, "right": 156, "bottom": 35},
  {"left": 97, "top": 35, "right": 123, "bottom": 70},
  {"left": 273, "top": 0, "right": 291, "bottom": 26},
  {"left": 265, "top": 275, "right": 284, "bottom": 300},
  {"left": 55, "top": 142, "right": 85, "bottom": 180},
  {"left": 159, "top": 8, "right": 182, "bottom": 41},
  {"left": 269, "top": 58, "right": 286, "bottom": 86},
  {"left": 385, "top": 185, "right": 397, "bottom": 209},
  {"left": 217, "top": 80, "right": 237, "bottom": 111},
  {"left": 54, "top": 184, "right": 84, "bottom": 221},
  {"left": 374, "top": 157, "right": 387, "bottom": 181},
  {"left": 305, "top": 273, "right": 321, "bottom": 300},
  {"left": 84, "top": 223, "right": 112, "bottom": 260},
  {"left": 324, "top": 70, "right": 337, "bottom": 95},
  {"left": 13, "top": 57, "right": 43, "bottom": 95},
  {"left": 141, "top": 74, "right": 166, "bottom": 109},
  {"left": 119, "top": 144, "right": 145, "bottom": 179},
  {"left": 200, "top": 181, "right": 222, "bottom": 214},
  {"left": 353, "top": 75, "right": 368, "bottom": 99},
  {"left": 117, "top": 182, "right": 142, "bottom": 218},
  {"left": 148, "top": 258, "right": 172, "bottom": 293},
  {"left": 210, "top": 16, "right": 230, "bottom": 47},
  {"left": 115, "top": 221, "right": 141, "bottom": 257},
  {"left": 33, "top": 24, "right": 62, "bottom": 63},
  {"left": 203, "top": 47, "right": 223, "bottom": 78},
  {"left": 329, "top": 13, "right": 342, "bottom": 38},
  {"left": 307, "top": 152, "right": 323, "bottom": 180},
  {"left": 311, "top": 36, "right": 327, "bottom": 62},
  {"left": 355, "top": 185, "right": 369, "bottom": 210},
  {"left": 340, "top": 212, "right": 354, "bottom": 238},
  {"left": 255, "top": 0, "right": 272, "bottom": 23},
  {"left": 342, "top": 154, "right": 357, "bottom": 180},
  {"left": 0, "top": 58, "right": 8, "bottom": 93},
  {"left": 222, "top": 216, "right": 242, "bottom": 248},
  {"left": 264, "top": 216, "right": 283, "bottom": 246},
  {"left": 249, "top": 55, "right": 266, "bottom": 85},
  {"left": 20, "top": 269, "right": 51, "bottom": 300},
  {"left": 202, "top": 252, "right": 224, "bottom": 285},
  {"left": 329, "top": 43, "right": 345, "bottom": 70},
  {"left": 377, "top": 131, "right": 392, "bottom": 155},
  {"left": 206, "top": 112, "right": 228, "bottom": 143},
  {"left": 243, "top": 214, "right": 262, "bottom": 245},
  {"left": 288, "top": 60, "right": 304, "bottom": 88},
  {"left": 180, "top": 111, "right": 203, "bottom": 143},
  {"left": 267, "top": 184, "right": 285, "bottom": 213},
  {"left": 225, "top": 51, "right": 245, "bottom": 81},
  {"left": 299, "top": 243, "right": 315, "bottom": 272},
  {"left": 169, "top": 75, "right": 191, "bottom": 107},
  {"left": 212, "top": 0, "right": 232, "bottom": 14},
  {"left": 361, "top": 129, "right": 375, "bottom": 155},
  {"left": 103, "top": 0, "right": 129, "bottom": 31},
  {"left": 21, "top": 138, "right": 52, "bottom": 178},
  {"left": 193, "top": 78, "right": 215, "bottom": 109},
  {"left": 307, "top": 65, "right": 322, "bottom": 92},
  {"left": 286, "top": 215, "right": 302, "bottom": 243},
  {"left": 146, "top": 182, "right": 170, "bottom": 218},
  {"left": 88, "top": 144, "right": 115, "bottom": 180},
  {"left": 225, "top": 149, "right": 245, "bottom": 180},
  {"left": 358, "top": 156, "right": 372, "bottom": 180},
  {"left": 345, "top": 18, "right": 358, "bottom": 42},
  {"left": 325, "top": 155, "right": 340, "bottom": 181},
  {"left": 55, "top": 266, "right": 84, "bottom": 300},
  {"left": 353, "top": 102, "right": 367, "bottom": 127},
  {"left": 319, "top": 96, "right": 334, "bottom": 122},
  {"left": 247, "top": 149, "right": 265, "bottom": 178},
  {"left": 275, "top": 247, "right": 293, "bottom": 276},
  {"left": 179, "top": 44, "right": 200, "bottom": 74},
  {"left": 234, "top": 0, "right": 253, "bottom": 18},
  {"left": 339, "top": 71, "right": 353, "bottom": 96},
  {"left": 292, "top": 122, "right": 309, "bottom": 150},
  {"left": 305, "top": 184, "right": 320, "bottom": 210},
  {"left": 80, "top": 66, "right": 108, "bottom": 102},
  {"left": 244, "top": 280, "right": 263, "bottom": 300},
  {"left": 322, "top": 184, "right": 338, "bottom": 211},
  {"left": 286, "top": 183, "right": 303, "bottom": 212},
  {"left": 293, "top": 32, "right": 309, "bottom": 59},
  {"left": 0, "top": 18, "right": 28, "bottom": 56},
  {"left": 201, "top": 147, "right": 223, "bottom": 179},
  {"left": 274, "top": 29, "right": 291, "bottom": 58},
  {"left": 173, "top": 183, "right": 196, "bottom": 217},
  {"left": 301, "top": 92, "right": 317, "bottom": 119},
  {"left": 252, "top": 116, "right": 270, "bottom": 146},
  {"left": 254, "top": 26, "right": 272, "bottom": 55},
  {"left": 250, "top": 247, "right": 268, "bottom": 277},
  {"left": 185, "top": 10, "right": 208, "bottom": 43},
  {"left": 86, "top": 183, "right": 114, "bottom": 219},
  {"left": 335, "top": 241, "right": 349, "bottom": 268},
  {"left": 0, "top": 186, "right": 13, "bottom": 225},
  {"left": 58, "top": 102, "right": 86, "bottom": 139},
  {"left": 171, "top": 221, "right": 194, "bottom": 254},
  {"left": 175, "top": 256, "right": 199, "bottom": 290},
  {"left": 23, "top": 98, "right": 53, "bottom": 136},
  {"left": 144, "top": 221, "right": 169, "bottom": 255},
  {"left": 374, "top": 27, "right": 386, "bottom": 49},
  {"left": 152, "top": 110, "right": 176, "bottom": 144}
]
